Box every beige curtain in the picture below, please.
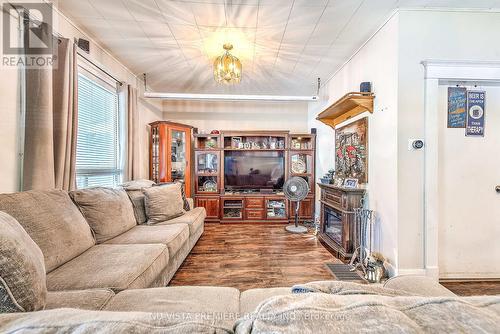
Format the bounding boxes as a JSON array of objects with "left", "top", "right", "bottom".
[
  {"left": 23, "top": 37, "right": 78, "bottom": 191},
  {"left": 126, "top": 84, "right": 139, "bottom": 181}
]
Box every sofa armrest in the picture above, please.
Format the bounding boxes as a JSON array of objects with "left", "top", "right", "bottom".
[
  {"left": 187, "top": 198, "right": 194, "bottom": 210},
  {"left": 383, "top": 275, "right": 456, "bottom": 297}
]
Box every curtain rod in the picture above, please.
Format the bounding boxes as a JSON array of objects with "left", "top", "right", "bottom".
[{"left": 76, "top": 48, "right": 123, "bottom": 86}]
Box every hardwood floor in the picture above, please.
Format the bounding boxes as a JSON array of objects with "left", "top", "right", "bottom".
[
  {"left": 441, "top": 281, "right": 500, "bottom": 296},
  {"left": 170, "top": 223, "right": 500, "bottom": 296},
  {"left": 169, "top": 223, "right": 341, "bottom": 291}
]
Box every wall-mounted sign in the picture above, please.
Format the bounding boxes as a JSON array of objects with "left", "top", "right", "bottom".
[
  {"left": 447, "top": 87, "right": 467, "bottom": 128},
  {"left": 466, "top": 91, "right": 486, "bottom": 137}
]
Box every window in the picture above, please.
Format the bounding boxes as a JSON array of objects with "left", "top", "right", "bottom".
[{"left": 76, "top": 70, "right": 122, "bottom": 189}]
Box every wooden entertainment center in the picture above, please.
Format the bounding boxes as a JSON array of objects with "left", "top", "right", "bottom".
[{"left": 193, "top": 130, "right": 316, "bottom": 224}]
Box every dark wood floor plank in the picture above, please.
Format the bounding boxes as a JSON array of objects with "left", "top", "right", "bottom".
[
  {"left": 169, "top": 224, "right": 340, "bottom": 290},
  {"left": 441, "top": 281, "right": 500, "bottom": 296},
  {"left": 170, "top": 223, "right": 498, "bottom": 295}
]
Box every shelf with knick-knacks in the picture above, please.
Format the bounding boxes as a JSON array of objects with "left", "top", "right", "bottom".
[
  {"left": 195, "top": 134, "right": 221, "bottom": 150},
  {"left": 223, "top": 134, "right": 287, "bottom": 150},
  {"left": 289, "top": 134, "right": 315, "bottom": 150}
]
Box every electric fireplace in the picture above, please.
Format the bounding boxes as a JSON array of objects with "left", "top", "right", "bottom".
[{"left": 318, "top": 183, "right": 365, "bottom": 260}]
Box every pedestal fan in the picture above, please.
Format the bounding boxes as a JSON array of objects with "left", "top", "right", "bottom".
[{"left": 284, "top": 177, "right": 310, "bottom": 233}]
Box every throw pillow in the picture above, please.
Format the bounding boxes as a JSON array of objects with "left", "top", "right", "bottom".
[
  {"left": 70, "top": 188, "right": 136, "bottom": 243},
  {"left": 0, "top": 190, "right": 95, "bottom": 273},
  {"left": 0, "top": 211, "right": 47, "bottom": 312},
  {"left": 155, "top": 181, "right": 190, "bottom": 212},
  {"left": 144, "top": 183, "right": 185, "bottom": 224},
  {"left": 121, "top": 179, "right": 156, "bottom": 225}
]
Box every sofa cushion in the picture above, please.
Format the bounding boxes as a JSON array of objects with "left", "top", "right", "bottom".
[
  {"left": 105, "top": 286, "right": 240, "bottom": 331},
  {"left": 0, "top": 211, "right": 46, "bottom": 312},
  {"left": 70, "top": 187, "right": 137, "bottom": 243},
  {"left": 0, "top": 308, "right": 232, "bottom": 334},
  {"left": 144, "top": 183, "right": 185, "bottom": 224},
  {"left": 46, "top": 244, "right": 169, "bottom": 292},
  {"left": 0, "top": 190, "right": 94, "bottom": 272},
  {"left": 240, "top": 287, "right": 291, "bottom": 315},
  {"left": 121, "top": 179, "right": 155, "bottom": 224},
  {"left": 234, "top": 294, "right": 500, "bottom": 334},
  {"left": 46, "top": 289, "right": 114, "bottom": 311},
  {"left": 104, "top": 224, "right": 189, "bottom": 260},
  {"left": 383, "top": 275, "right": 457, "bottom": 297},
  {"left": 158, "top": 207, "right": 206, "bottom": 236}
]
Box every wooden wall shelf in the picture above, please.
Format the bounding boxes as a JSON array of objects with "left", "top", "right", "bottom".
[{"left": 316, "top": 92, "right": 374, "bottom": 128}]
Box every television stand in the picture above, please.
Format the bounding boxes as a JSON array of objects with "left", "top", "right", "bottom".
[{"left": 193, "top": 130, "right": 316, "bottom": 224}]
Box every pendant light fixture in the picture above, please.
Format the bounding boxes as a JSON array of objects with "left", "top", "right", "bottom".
[{"left": 213, "top": 43, "right": 242, "bottom": 84}]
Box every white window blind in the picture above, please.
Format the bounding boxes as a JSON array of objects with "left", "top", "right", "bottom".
[{"left": 76, "top": 71, "right": 122, "bottom": 189}]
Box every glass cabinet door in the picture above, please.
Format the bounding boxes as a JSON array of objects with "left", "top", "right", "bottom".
[
  {"left": 196, "top": 152, "right": 219, "bottom": 174},
  {"left": 170, "top": 129, "right": 187, "bottom": 183},
  {"left": 195, "top": 151, "right": 220, "bottom": 194}
]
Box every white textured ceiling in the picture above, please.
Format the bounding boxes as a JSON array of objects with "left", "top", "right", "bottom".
[{"left": 58, "top": 0, "right": 500, "bottom": 95}]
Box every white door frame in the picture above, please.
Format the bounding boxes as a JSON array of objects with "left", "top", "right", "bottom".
[{"left": 422, "top": 60, "right": 500, "bottom": 279}]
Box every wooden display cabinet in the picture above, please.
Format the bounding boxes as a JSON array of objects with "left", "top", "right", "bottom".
[
  {"left": 288, "top": 134, "right": 316, "bottom": 223},
  {"left": 193, "top": 130, "right": 315, "bottom": 224},
  {"left": 149, "top": 121, "right": 193, "bottom": 197}
]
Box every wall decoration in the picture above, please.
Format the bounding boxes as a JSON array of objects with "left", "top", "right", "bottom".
[
  {"left": 466, "top": 91, "right": 486, "bottom": 137},
  {"left": 447, "top": 87, "right": 467, "bottom": 128},
  {"left": 335, "top": 118, "right": 368, "bottom": 183}
]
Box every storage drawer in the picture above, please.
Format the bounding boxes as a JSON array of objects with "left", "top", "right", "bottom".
[
  {"left": 322, "top": 189, "right": 342, "bottom": 207},
  {"left": 245, "top": 209, "right": 265, "bottom": 220},
  {"left": 245, "top": 197, "right": 265, "bottom": 209}
]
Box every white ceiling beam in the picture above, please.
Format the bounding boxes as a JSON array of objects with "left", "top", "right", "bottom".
[{"left": 143, "top": 92, "right": 319, "bottom": 102}]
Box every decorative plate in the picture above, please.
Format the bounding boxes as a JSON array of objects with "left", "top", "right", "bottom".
[
  {"left": 203, "top": 179, "right": 217, "bottom": 192},
  {"left": 291, "top": 159, "right": 306, "bottom": 174}
]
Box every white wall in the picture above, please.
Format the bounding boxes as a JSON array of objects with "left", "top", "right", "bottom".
[
  {"left": 308, "top": 14, "right": 400, "bottom": 267},
  {"left": 162, "top": 100, "right": 309, "bottom": 133},
  {"left": 0, "top": 4, "right": 161, "bottom": 193},
  {"left": 397, "top": 10, "right": 500, "bottom": 273}
]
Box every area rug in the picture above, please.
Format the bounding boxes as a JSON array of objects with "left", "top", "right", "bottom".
[{"left": 325, "top": 263, "right": 366, "bottom": 283}]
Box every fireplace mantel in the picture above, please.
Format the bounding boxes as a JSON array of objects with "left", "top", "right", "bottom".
[{"left": 318, "top": 183, "right": 365, "bottom": 260}]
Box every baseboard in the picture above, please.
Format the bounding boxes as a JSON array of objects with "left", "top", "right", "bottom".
[
  {"left": 439, "top": 272, "right": 500, "bottom": 281},
  {"left": 397, "top": 269, "right": 427, "bottom": 276},
  {"left": 396, "top": 267, "right": 440, "bottom": 278}
]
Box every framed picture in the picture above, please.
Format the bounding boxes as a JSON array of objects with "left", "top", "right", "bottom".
[
  {"left": 231, "top": 137, "right": 242, "bottom": 148},
  {"left": 335, "top": 118, "right": 368, "bottom": 184},
  {"left": 447, "top": 87, "right": 467, "bottom": 128},
  {"left": 465, "top": 90, "right": 486, "bottom": 137},
  {"left": 344, "top": 178, "right": 359, "bottom": 189}
]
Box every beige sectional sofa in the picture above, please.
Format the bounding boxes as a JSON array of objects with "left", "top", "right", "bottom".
[
  {"left": 1, "top": 187, "right": 498, "bottom": 333},
  {"left": 0, "top": 186, "right": 205, "bottom": 295}
]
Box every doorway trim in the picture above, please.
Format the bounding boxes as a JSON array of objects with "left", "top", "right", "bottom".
[{"left": 421, "top": 60, "right": 500, "bottom": 279}]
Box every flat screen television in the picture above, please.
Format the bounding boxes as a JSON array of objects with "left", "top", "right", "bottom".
[{"left": 224, "top": 151, "right": 285, "bottom": 191}]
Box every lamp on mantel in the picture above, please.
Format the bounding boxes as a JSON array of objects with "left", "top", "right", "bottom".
[{"left": 213, "top": 43, "right": 242, "bottom": 84}]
